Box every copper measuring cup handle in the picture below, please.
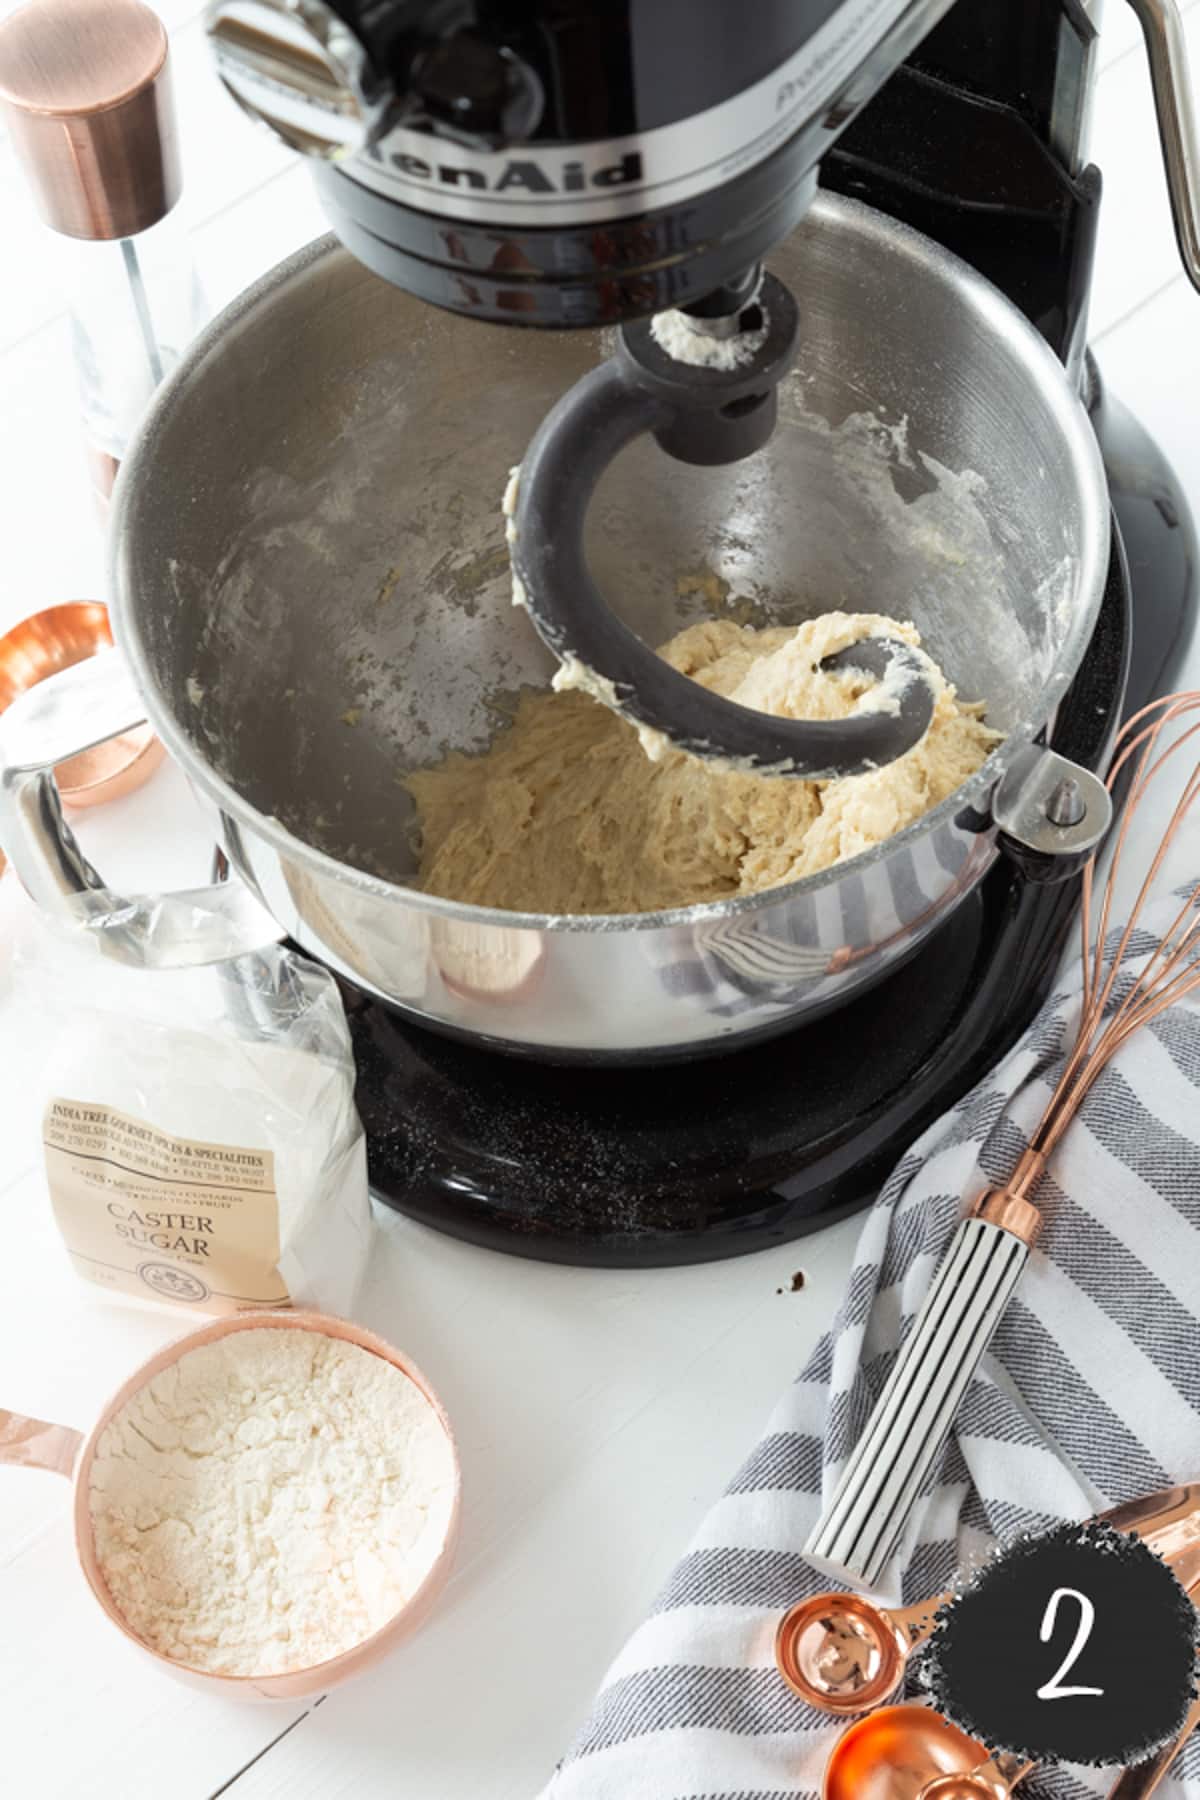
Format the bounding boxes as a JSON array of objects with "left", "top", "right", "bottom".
[
  {"left": 918, "top": 1753, "right": 1032, "bottom": 1799},
  {"left": 1107, "top": 1689, "right": 1200, "bottom": 1799},
  {"left": 0, "top": 1408, "right": 83, "bottom": 1478}
]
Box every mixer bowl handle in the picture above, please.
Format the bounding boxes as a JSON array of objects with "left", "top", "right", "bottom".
[
  {"left": 991, "top": 743, "right": 1113, "bottom": 882},
  {"left": 510, "top": 280, "right": 939, "bottom": 780},
  {"left": 0, "top": 651, "right": 284, "bottom": 967}
]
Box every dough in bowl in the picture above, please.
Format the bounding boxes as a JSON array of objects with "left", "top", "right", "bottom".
[{"left": 406, "top": 611, "right": 999, "bottom": 916}]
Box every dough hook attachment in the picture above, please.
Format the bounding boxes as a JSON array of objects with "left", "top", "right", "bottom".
[{"left": 510, "top": 271, "right": 938, "bottom": 780}]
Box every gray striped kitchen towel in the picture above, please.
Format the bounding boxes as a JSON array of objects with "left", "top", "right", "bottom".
[{"left": 543, "top": 886, "right": 1200, "bottom": 1800}]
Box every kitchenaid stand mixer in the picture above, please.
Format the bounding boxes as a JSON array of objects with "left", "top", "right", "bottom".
[
  {"left": 259, "top": 0, "right": 1195, "bottom": 1262},
  {"left": 157, "top": 0, "right": 1200, "bottom": 1267},
  {"left": 5, "top": 0, "right": 1196, "bottom": 1266}
]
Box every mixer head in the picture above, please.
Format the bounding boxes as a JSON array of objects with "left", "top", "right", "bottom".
[
  {"left": 200, "top": 2, "right": 1200, "bottom": 772},
  {"left": 204, "top": 0, "right": 962, "bottom": 326}
]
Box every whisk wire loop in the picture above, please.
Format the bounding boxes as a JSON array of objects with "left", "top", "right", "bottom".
[{"left": 1010, "top": 693, "right": 1200, "bottom": 1181}]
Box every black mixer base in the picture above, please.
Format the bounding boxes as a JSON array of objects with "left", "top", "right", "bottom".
[
  {"left": 351, "top": 383, "right": 1196, "bottom": 1268},
  {"left": 350, "top": 855, "right": 1091, "bottom": 1267}
]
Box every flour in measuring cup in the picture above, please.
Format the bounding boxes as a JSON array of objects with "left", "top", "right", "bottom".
[{"left": 90, "top": 1328, "right": 457, "bottom": 1675}]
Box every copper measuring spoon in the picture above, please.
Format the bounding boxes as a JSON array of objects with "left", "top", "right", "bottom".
[
  {"left": 779, "top": 1482, "right": 1200, "bottom": 1715},
  {"left": 776, "top": 1589, "right": 941, "bottom": 1716},
  {"left": 911, "top": 1682, "right": 1200, "bottom": 1800},
  {"left": 917, "top": 1755, "right": 1032, "bottom": 1800},
  {"left": 912, "top": 1680, "right": 1200, "bottom": 1800},
  {"left": 824, "top": 1685, "right": 1199, "bottom": 1800},
  {"left": 821, "top": 1703, "right": 992, "bottom": 1800}
]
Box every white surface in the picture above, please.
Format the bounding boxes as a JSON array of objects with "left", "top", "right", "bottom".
[{"left": 2, "top": 8, "right": 1200, "bottom": 1797}]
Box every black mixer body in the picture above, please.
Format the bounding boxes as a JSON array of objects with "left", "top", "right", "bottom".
[
  {"left": 205, "top": 0, "right": 1131, "bottom": 777},
  {"left": 208, "top": 0, "right": 964, "bottom": 324}
]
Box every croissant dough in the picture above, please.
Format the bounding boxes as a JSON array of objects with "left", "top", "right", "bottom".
[{"left": 407, "top": 612, "right": 999, "bottom": 916}]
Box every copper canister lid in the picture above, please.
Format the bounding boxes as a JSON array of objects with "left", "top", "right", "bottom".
[{"left": 0, "top": 0, "right": 181, "bottom": 240}]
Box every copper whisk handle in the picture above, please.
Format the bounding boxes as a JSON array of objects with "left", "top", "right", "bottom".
[{"left": 973, "top": 1163, "right": 1046, "bottom": 1241}]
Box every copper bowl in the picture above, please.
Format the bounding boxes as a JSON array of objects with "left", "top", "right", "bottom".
[
  {"left": 0, "top": 602, "right": 163, "bottom": 811},
  {"left": 822, "top": 1704, "right": 989, "bottom": 1800},
  {"left": 0, "top": 1310, "right": 462, "bottom": 1700}
]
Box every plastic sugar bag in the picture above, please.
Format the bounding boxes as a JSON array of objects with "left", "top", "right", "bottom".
[{"left": 16, "top": 921, "right": 372, "bottom": 1318}]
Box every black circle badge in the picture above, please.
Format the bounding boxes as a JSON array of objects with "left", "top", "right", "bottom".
[{"left": 923, "top": 1521, "right": 1198, "bottom": 1767}]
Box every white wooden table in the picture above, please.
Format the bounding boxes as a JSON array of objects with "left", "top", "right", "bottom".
[{"left": 3, "top": 9, "right": 1200, "bottom": 1795}]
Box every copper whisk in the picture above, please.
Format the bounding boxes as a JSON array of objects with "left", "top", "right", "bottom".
[
  {"left": 805, "top": 694, "right": 1200, "bottom": 1590},
  {"left": 1031, "top": 691, "right": 1200, "bottom": 1173}
]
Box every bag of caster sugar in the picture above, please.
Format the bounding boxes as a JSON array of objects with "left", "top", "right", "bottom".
[{"left": 17, "top": 922, "right": 372, "bottom": 1318}]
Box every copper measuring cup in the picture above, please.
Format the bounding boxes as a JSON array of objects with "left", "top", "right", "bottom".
[
  {"left": 0, "top": 1310, "right": 462, "bottom": 1700},
  {"left": 821, "top": 1704, "right": 992, "bottom": 1800},
  {"left": 823, "top": 1687, "right": 1200, "bottom": 1800},
  {"left": 847, "top": 1684, "right": 1200, "bottom": 1800},
  {"left": 0, "top": 602, "right": 163, "bottom": 809},
  {"left": 779, "top": 1482, "right": 1200, "bottom": 1715},
  {"left": 820, "top": 1705, "right": 1027, "bottom": 1800}
]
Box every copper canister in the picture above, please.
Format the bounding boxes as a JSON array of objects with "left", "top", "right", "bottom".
[
  {"left": 0, "top": 0, "right": 180, "bottom": 243},
  {"left": 0, "top": 0, "right": 189, "bottom": 504}
]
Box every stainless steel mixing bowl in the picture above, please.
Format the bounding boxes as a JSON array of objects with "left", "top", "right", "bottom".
[{"left": 0, "top": 195, "right": 1110, "bottom": 1057}]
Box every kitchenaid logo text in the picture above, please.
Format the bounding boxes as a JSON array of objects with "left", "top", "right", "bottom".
[
  {"left": 364, "top": 144, "right": 643, "bottom": 196},
  {"left": 353, "top": 0, "right": 912, "bottom": 223}
]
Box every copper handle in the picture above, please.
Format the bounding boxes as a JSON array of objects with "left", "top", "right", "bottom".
[
  {"left": 887, "top": 1593, "right": 947, "bottom": 1645},
  {"left": 1108, "top": 1689, "right": 1200, "bottom": 1797},
  {"left": 1135, "top": 1511, "right": 1200, "bottom": 1593},
  {"left": 0, "top": 1409, "right": 83, "bottom": 1478}
]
